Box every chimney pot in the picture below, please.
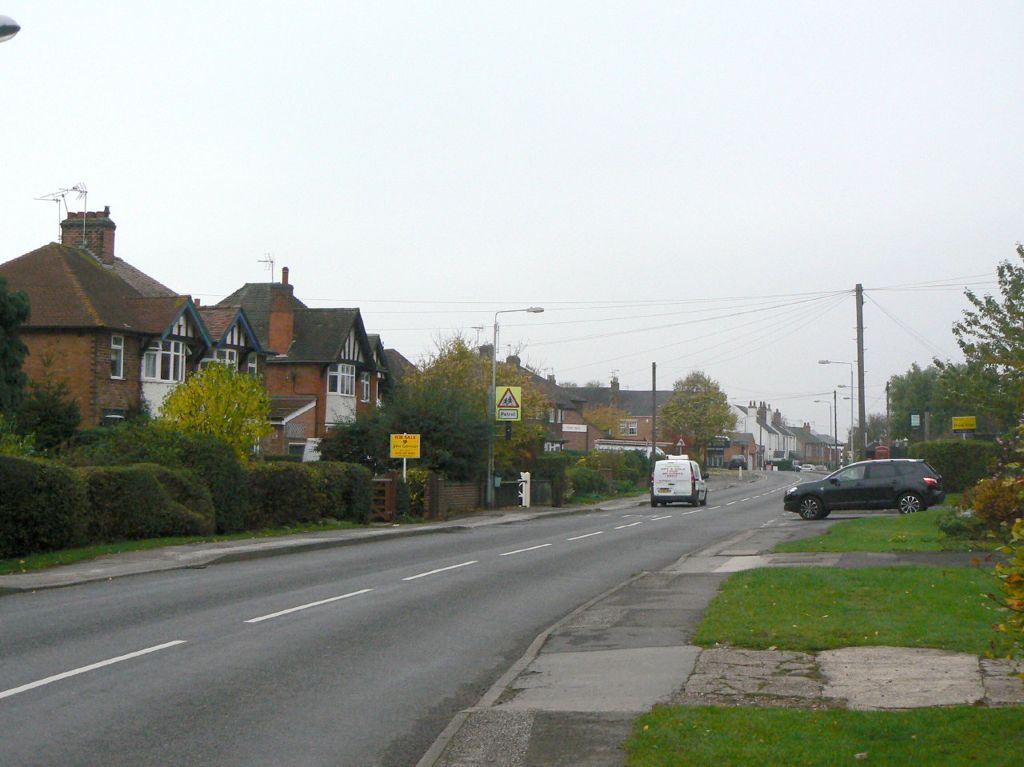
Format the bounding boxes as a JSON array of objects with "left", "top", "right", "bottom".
[{"left": 281, "top": 266, "right": 289, "bottom": 285}]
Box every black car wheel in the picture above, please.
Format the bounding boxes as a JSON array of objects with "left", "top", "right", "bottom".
[
  {"left": 798, "top": 496, "right": 825, "bottom": 520},
  {"left": 897, "top": 492, "right": 922, "bottom": 514}
]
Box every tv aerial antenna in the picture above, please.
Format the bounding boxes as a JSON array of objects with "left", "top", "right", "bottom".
[
  {"left": 36, "top": 182, "right": 87, "bottom": 242},
  {"left": 257, "top": 253, "right": 275, "bottom": 280}
]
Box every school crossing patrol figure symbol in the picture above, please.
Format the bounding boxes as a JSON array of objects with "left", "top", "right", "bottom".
[{"left": 495, "top": 386, "right": 522, "bottom": 422}]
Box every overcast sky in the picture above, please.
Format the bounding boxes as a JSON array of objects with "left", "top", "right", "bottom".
[{"left": 3, "top": 2, "right": 1020, "bottom": 438}]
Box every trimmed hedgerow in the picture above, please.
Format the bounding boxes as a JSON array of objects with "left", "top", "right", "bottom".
[
  {"left": 532, "top": 453, "right": 571, "bottom": 507},
  {"left": 67, "top": 422, "right": 248, "bottom": 534},
  {"left": 245, "top": 462, "right": 325, "bottom": 529},
  {"left": 80, "top": 464, "right": 215, "bottom": 542},
  {"left": 333, "top": 462, "right": 374, "bottom": 523},
  {"left": 0, "top": 455, "right": 88, "bottom": 558},
  {"left": 908, "top": 439, "right": 998, "bottom": 493}
]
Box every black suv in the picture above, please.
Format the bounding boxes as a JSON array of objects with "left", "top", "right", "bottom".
[{"left": 783, "top": 459, "right": 945, "bottom": 520}]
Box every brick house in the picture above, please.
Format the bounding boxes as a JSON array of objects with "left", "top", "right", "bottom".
[
  {"left": 497, "top": 354, "right": 604, "bottom": 452},
  {"left": 219, "top": 267, "right": 388, "bottom": 457},
  {"left": 0, "top": 208, "right": 263, "bottom": 425},
  {"left": 562, "top": 378, "right": 675, "bottom": 452}
]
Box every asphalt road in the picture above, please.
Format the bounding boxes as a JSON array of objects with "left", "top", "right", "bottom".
[{"left": 0, "top": 470, "right": 798, "bottom": 766}]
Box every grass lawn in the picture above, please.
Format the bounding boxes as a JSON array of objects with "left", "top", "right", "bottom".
[
  {"left": 693, "top": 566, "right": 1002, "bottom": 655},
  {"left": 775, "top": 504, "right": 995, "bottom": 554},
  {"left": 626, "top": 706, "right": 1024, "bottom": 767},
  {"left": 0, "top": 518, "right": 362, "bottom": 575}
]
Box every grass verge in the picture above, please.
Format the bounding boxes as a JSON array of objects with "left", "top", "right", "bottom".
[
  {"left": 693, "top": 565, "right": 1001, "bottom": 655},
  {"left": 626, "top": 706, "right": 1024, "bottom": 767},
  {"left": 0, "top": 518, "right": 361, "bottom": 575},
  {"left": 775, "top": 504, "right": 994, "bottom": 553}
]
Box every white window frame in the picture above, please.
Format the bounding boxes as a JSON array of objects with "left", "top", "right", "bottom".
[
  {"left": 619, "top": 419, "right": 638, "bottom": 436},
  {"left": 142, "top": 340, "right": 186, "bottom": 382},
  {"left": 110, "top": 334, "right": 124, "bottom": 379},
  {"left": 327, "top": 363, "right": 356, "bottom": 396},
  {"left": 201, "top": 348, "right": 238, "bottom": 368},
  {"left": 360, "top": 371, "right": 371, "bottom": 402}
]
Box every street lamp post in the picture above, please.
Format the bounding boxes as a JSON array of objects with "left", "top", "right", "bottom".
[
  {"left": 487, "top": 306, "right": 544, "bottom": 509},
  {"left": 813, "top": 397, "right": 834, "bottom": 468},
  {"left": 0, "top": 15, "right": 19, "bottom": 43},
  {"left": 819, "top": 359, "right": 856, "bottom": 460}
]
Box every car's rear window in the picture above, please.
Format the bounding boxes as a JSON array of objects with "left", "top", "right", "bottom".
[{"left": 869, "top": 463, "right": 897, "bottom": 478}]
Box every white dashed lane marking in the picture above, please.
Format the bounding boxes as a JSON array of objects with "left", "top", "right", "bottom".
[
  {"left": 402, "top": 561, "right": 478, "bottom": 581},
  {"left": 567, "top": 531, "right": 604, "bottom": 541},
  {"left": 246, "top": 589, "right": 373, "bottom": 624},
  {"left": 500, "top": 544, "right": 552, "bottom": 557}
]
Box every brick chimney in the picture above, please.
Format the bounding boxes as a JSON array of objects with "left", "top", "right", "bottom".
[
  {"left": 268, "top": 266, "right": 295, "bottom": 354},
  {"left": 506, "top": 354, "right": 521, "bottom": 368},
  {"left": 61, "top": 206, "right": 116, "bottom": 265},
  {"left": 610, "top": 376, "right": 620, "bottom": 408},
  {"left": 757, "top": 402, "right": 768, "bottom": 424},
  {"left": 772, "top": 409, "right": 783, "bottom": 428}
]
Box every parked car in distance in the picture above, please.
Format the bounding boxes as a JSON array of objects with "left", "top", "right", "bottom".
[
  {"left": 784, "top": 459, "right": 945, "bottom": 520},
  {"left": 651, "top": 455, "right": 707, "bottom": 507},
  {"left": 727, "top": 456, "right": 747, "bottom": 470},
  {"left": 800, "top": 464, "right": 816, "bottom": 472}
]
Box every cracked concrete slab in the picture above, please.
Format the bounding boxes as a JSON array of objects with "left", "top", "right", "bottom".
[
  {"left": 432, "top": 710, "right": 533, "bottom": 767},
  {"left": 819, "top": 646, "right": 984, "bottom": 709},
  {"left": 679, "top": 647, "right": 825, "bottom": 706}
]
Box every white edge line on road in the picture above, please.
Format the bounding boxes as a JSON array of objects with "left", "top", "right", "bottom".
[
  {"left": 402, "top": 561, "right": 478, "bottom": 581},
  {"left": 679, "top": 509, "right": 702, "bottom": 516},
  {"left": 500, "top": 543, "right": 552, "bottom": 557},
  {"left": 741, "top": 498, "right": 751, "bottom": 502},
  {"left": 614, "top": 521, "right": 643, "bottom": 529},
  {"left": 0, "top": 640, "right": 187, "bottom": 701},
  {"left": 567, "top": 531, "right": 604, "bottom": 541},
  {"left": 708, "top": 506, "right": 721, "bottom": 510},
  {"left": 726, "top": 501, "right": 737, "bottom": 506},
  {"left": 245, "top": 589, "right": 374, "bottom": 624},
  {"left": 650, "top": 515, "right": 673, "bottom": 521}
]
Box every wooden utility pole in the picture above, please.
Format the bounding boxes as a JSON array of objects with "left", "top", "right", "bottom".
[
  {"left": 650, "top": 362, "right": 657, "bottom": 471},
  {"left": 855, "top": 284, "right": 866, "bottom": 460}
]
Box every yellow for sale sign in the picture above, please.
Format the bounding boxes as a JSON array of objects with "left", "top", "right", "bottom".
[{"left": 390, "top": 433, "right": 421, "bottom": 458}]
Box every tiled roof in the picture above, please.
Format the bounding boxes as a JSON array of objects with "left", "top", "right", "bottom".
[
  {"left": 0, "top": 243, "right": 192, "bottom": 336},
  {"left": 562, "top": 385, "right": 674, "bottom": 416},
  {"left": 269, "top": 395, "right": 317, "bottom": 422},
  {"left": 216, "top": 282, "right": 307, "bottom": 348},
  {"left": 198, "top": 305, "right": 262, "bottom": 351},
  {"left": 384, "top": 348, "right": 416, "bottom": 383},
  {"left": 111, "top": 258, "right": 176, "bottom": 297},
  {"left": 286, "top": 308, "right": 360, "bottom": 362}
]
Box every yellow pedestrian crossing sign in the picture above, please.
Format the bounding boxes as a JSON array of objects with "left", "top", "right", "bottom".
[{"left": 495, "top": 386, "right": 522, "bottom": 422}]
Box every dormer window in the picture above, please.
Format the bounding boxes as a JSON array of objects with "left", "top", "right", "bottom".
[{"left": 201, "top": 348, "right": 238, "bottom": 368}]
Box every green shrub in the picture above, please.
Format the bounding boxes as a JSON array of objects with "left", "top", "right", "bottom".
[
  {"left": 80, "top": 464, "right": 214, "bottom": 542},
  {"left": 246, "top": 463, "right": 325, "bottom": 529},
  {"left": 337, "top": 463, "right": 373, "bottom": 523},
  {"left": 567, "top": 465, "right": 611, "bottom": 497},
  {"left": 264, "top": 453, "right": 302, "bottom": 463},
  {"left": 994, "top": 518, "right": 1024, "bottom": 658},
  {"left": 307, "top": 461, "right": 348, "bottom": 520},
  {"left": 0, "top": 455, "right": 87, "bottom": 557},
  {"left": 66, "top": 421, "right": 249, "bottom": 534},
  {"left": 936, "top": 505, "right": 987, "bottom": 539},
  {"left": 967, "top": 476, "right": 1024, "bottom": 532},
  {"left": 532, "top": 453, "right": 571, "bottom": 506},
  {"left": 404, "top": 468, "right": 430, "bottom": 517},
  {"left": 908, "top": 439, "right": 998, "bottom": 493}
]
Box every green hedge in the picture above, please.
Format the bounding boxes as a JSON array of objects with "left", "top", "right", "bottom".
[
  {"left": 0, "top": 455, "right": 88, "bottom": 558},
  {"left": 67, "top": 422, "right": 249, "bottom": 534},
  {"left": 908, "top": 439, "right": 999, "bottom": 492},
  {"left": 334, "top": 462, "right": 373, "bottom": 523},
  {"left": 567, "top": 465, "right": 611, "bottom": 497},
  {"left": 80, "top": 464, "right": 215, "bottom": 542},
  {"left": 532, "top": 453, "right": 570, "bottom": 506},
  {"left": 245, "top": 462, "right": 326, "bottom": 529}
]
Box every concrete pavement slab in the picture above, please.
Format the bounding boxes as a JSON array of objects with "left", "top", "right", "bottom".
[
  {"left": 523, "top": 712, "right": 634, "bottom": 767},
  {"left": 498, "top": 646, "right": 701, "bottom": 713},
  {"left": 819, "top": 646, "right": 985, "bottom": 709},
  {"left": 980, "top": 658, "right": 1024, "bottom": 705}
]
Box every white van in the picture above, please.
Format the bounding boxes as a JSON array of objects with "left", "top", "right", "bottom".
[{"left": 651, "top": 455, "right": 707, "bottom": 507}]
